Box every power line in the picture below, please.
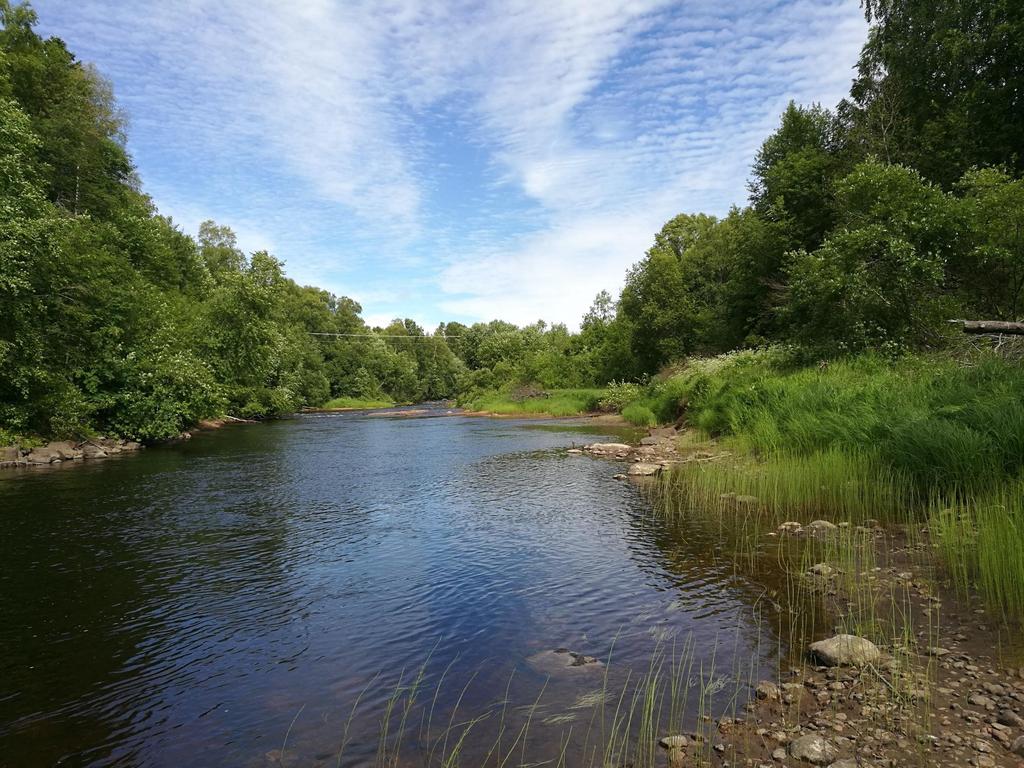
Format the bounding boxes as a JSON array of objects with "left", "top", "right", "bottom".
[{"left": 308, "top": 332, "right": 462, "bottom": 339}]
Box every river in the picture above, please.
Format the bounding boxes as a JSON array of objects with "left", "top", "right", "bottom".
[{"left": 0, "top": 408, "right": 781, "bottom": 767}]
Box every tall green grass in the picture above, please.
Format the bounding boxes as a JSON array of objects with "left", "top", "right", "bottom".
[
  {"left": 461, "top": 388, "right": 605, "bottom": 417},
  {"left": 669, "top": 349, "right": 1024, "bottom": 495},
  {"left": 645, "top": 348, "right": 1024, "bottom": 622}
]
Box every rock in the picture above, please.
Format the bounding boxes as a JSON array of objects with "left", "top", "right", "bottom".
[
  {"left": 658, "top": 734, "right": 687, "bottom": 768},
  {"left": 808, "top": 635, "right": 882, "bottom": 667},
  {"left": 806, "top": 520, "right": 838, "bottom": 536},
  {"left": 587, "top": 442, "right": 631, "bottom": 454},
  {"left": 789, "top": 733, "right": 839, "bottom": 765},
  {"left": 755, "top": 680, "right": 781, "bottom": 701},
  {"left": 81, "top": 444, "right": 108, "bottom": 459},
  {"left": 1011, "top": 735, "right": 1024, "bottom": 757},
  {"left": 567, "top": 448, "right": 583, "bottom": 455},
  {"left": 810, "top": 563, "right": 835, "bottom": 577},
  {"left": 47, "top": 441, "right": 83, "bottom": 460},
  {"left": 968, "top": 693, "right": 996, "bottom": 709},
  {"left": 772, "top": 746, "right": 787, "bottom": 761},
  {"left": 778, "top": 521, "right": 803, "bottom": 534},
  {"left": 658, "top": 735, "right": 688, "bottom": 749},
  {"left": 827, "top": 760, "right": 869, "bottom": 768},
  {"left": 734, "top": 494, "right": 759, "bottom": 507},
  {"left": 25, "top": 447, "right": 59, "bottom": 464},
  {"left": 997, "top": 709, "right": 1024, "bottom": 727},
  {"left": 627, "top": 462, "right": 661, "bottom": 477},
  {"left": 0, "top": 445, "right": 19, "bottom": 462},
  {"left": 121, "top": 441, "right": 142, "bottom": 452},
  {"left": 640, "top": 436, "right": 672, "bottom": 446},
  {"left": 613, "top": 473, "right": 627, "bottom": 481},
  {"left": 926, "top": 646, "right": 949, "bottom": 657}
]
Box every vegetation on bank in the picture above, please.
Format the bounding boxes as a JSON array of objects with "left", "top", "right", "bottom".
[
  {"left": 320, "top": 396, "right": 396, "bottom": 411},
  {"left": 459, "top": 388, "right": 604, "bottom": 418}
]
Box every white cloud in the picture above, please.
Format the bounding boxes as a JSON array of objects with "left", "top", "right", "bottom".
[{"left": 35, "top": 0, "right": 868, "bottom": 329}]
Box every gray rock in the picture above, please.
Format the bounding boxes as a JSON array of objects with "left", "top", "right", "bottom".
[
  {"left": 1012, "top": 735, "right": 1024, "bottom": 757},
  {"left": 81, "top": 444, "right": 108, "bottom": 459},
  {"left": 810, "top": 563, "right": 835, "bottom": 577},
  {"left": 48, "top": 441, "right": 83, "bottom": 460},
  {"left": 789, "top": 733, "right": 839, "bottom": 765},
  {"left": 734, "top": 494, "right": 759, "bottom": 507},
  {"left": 808, "top": 635, "right": 881, "bottom": 667},
  {"left": 627, "top": 462, "right": 661, "bottom": 477},
  {"left": 997, "top": 709, "right": 1024, "bottom": 727},
  {"left": 828, "top": 760, "right": 871, "bottom": 768},
  {"left": 587, "top": 442, "right": 631, "bottom": 454},
  {"left": 25, "top": 447, "right": 60, "bottom": 464},
  {"left": 0, "top": 445, "right": 19, "bottom": 462}
]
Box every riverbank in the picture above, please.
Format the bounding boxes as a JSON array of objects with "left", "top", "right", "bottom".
[{"left": 571, "top": 418, "right": 1024, "bottom": 767}]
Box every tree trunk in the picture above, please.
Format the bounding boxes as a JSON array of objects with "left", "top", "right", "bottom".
[{"left": 952, "top": 320, "right": 1024, "bottom": 335}]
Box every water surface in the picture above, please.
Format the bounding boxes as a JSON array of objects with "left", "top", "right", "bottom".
[{"left": 0, "top": 409, "right": 780, "bottom": 767}]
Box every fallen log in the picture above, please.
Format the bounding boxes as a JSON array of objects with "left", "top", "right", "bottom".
[{"left": 949, "top": 320, "right": 1024, "bottom": 335}]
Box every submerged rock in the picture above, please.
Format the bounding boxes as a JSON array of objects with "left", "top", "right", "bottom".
[
  {"left": 788, "top": 733, "right": 839, "bottom": 765},
  {"left": 809, "top": 563, "right": 835, "bottom": 578},
  {"left": 755, "top": 680, "right": 781, "bottom": 701},
  {"left": 809, "top": 635, "right": 881, "bottom": 667}
]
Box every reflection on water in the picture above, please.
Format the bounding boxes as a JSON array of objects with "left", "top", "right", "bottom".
[{"left": 0, "top": 409, "right": 784, "bottom": 767}]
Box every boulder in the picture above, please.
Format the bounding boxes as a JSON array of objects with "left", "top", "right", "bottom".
[
  {"left": 809, "top": 563, "right": 835, "bottom": 578},
  {"left": 788, "top": 733, "right": 838, "bottom": 765},
  {"left": 628, "top": 462, "right": 662, "bottom": 477},
  {"left": 81, "top": 444, "right": 108, "bottom": 459},
  {"left": 48, "top": 441, "right": 83, "bottom": 460},
  {"left": 828, "top": 760, "right": 870, "bottom": 768},
  {"left": 587, "top": 442, "right": 631, "bottom": 454},
  {"left": 0, "top": 445, "right": 19, "bottom": 462},
  {"left": 808, "top": 635, "right": 881, "bottom": 667},
  {"left": 25, "top": 447, "right": 60, "bottom": 464}
]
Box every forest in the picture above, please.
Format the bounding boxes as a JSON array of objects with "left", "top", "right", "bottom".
[{"left": 1, "top": 0, "right": 1022, "bottom": 444}]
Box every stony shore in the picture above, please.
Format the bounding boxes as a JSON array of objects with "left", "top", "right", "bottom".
[
  {"left": 0, "top": 437, "right": 143, "bottom": 468},
  {"left": 574, "top": 429, "right": 1024, "bottom": 768}
]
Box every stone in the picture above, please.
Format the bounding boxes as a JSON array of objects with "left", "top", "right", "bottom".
[
  {"left": 659, "top": 734, "right": 688, "bottom": 768},
  {"left": 47, "top": 440, "right": 83, "bottom": 460},
  {"left": 997, "top": 709, "right": 1024, "bottom": 727},
  {"left": 0, "top": 445, "right": 19, "bottom": 462},
  {"left": 968, "top": 694, "right": 995, "bottom": 708},
  {"left": 755, "top": 680, "right": 781, "bottom": 701},
  {"left": 806, "top": 520, "right": 838, "bottom": 536},
  {"left": 1011, "top": 735, "right": 1024, "bottom": 757},
  {"left": 25, "top": 447, "right": 59, "bottom": 464},
  {"left": 927, "top": 646, "right": 949, "bottom": 657},
  {"left": 810, "top": 563, "right": 835, "bottom": 577},
  {"left": 81, "top": 443, "right": 107, "bottom": 459},
  {"left": 772, "top": 746, "right": 787, "bottom": 761},
  {"left": 828, "top": 760, "right": 870, "bottom": 768},
  {"left": 587, "top": 442, "right": 631, "bottom": 454},
  {"left": 658, "top": 735, "right": 688, "bottom": 749},
  {"left": 627, "top": 462, "right": 661, "bottom": 477},
  {"left": 735, "top": 494, "right": 759, "bottom": 507},
  {"left": 789, "top": 733, "right": 839, "bottom": 765},
  {"left": 808, "top": 635, "right": 882, "bottom": 667}
]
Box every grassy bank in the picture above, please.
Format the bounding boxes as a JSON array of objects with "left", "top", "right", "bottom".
[
  {"left": 459, "top": 388, "right": 605, "bottom": 417},
  {"left": 320, "top": 396, "right": 396, "bottom": 410},
  {"left": 638, "top": 349, "right": 1024, "bottom": 621}
]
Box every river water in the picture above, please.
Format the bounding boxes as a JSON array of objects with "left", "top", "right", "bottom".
[{"left": 0, "top": 409, "right": 782, "bottom": 767}]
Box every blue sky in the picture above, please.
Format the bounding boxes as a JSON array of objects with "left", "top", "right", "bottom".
[{"left": 35, "top": 0, "right": 867, "bottom": 330}]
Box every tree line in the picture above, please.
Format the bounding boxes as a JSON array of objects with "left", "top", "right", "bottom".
[{"left": 1, "top": 0, "right": 1021, "bottom": 442}]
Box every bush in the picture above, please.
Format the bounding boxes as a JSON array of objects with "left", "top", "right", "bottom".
[{"left": 621, "top": 403, "right": 657, "bottom": 427}]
